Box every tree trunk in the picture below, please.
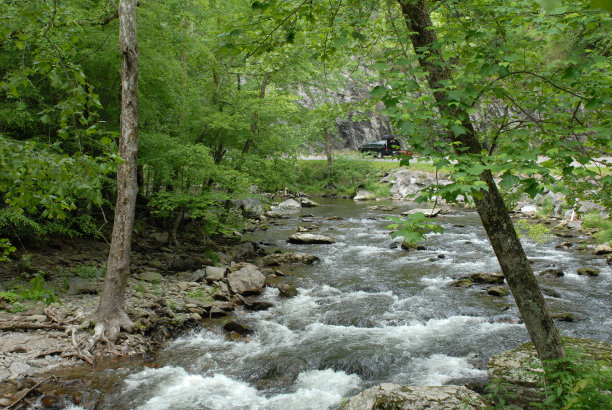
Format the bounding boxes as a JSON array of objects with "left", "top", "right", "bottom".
[
  {"left": 94, "top": 0, "right": 139, "bottom": 342},
  {"left": 397, "top": 0, "right": 564, "bottom": 361},
  {"left": 243, "top": 72, "right": 270, "bottom": 154},
  {"left": 324, "top": 128, "right": 333, "bottom": 168}
]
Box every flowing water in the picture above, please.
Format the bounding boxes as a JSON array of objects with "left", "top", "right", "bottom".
[{"left": 61, "top": 199, "right": 611, "bottom": 409}]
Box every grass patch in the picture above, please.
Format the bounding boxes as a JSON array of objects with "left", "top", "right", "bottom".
[{"left": 582, "top": 213, "right": 612, "bottom": 245}]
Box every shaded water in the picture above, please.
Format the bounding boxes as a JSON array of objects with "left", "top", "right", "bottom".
[{"left": 61, "top": 199, "right": 612, "bottom": 409}]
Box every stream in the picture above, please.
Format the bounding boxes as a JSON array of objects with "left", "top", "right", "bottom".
[{"left": 60, "top": 198, "right": 611, "bottom": 409}]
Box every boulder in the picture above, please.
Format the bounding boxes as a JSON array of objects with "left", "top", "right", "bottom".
[
  {"left": 299, "top": 197, "right": 319, "bottom": 207},
  {"left": 538, "top": 268, "right": 564, "bottom": 278},
  {"left": 401, "top": 208, "right": 442, "bottom": 218},
  {"left": 576, "top": 267, "right": 599, "bottom": 276},
  {"left": 138, "top": 271, "right": 164, "bottom": 282},
  {"left": 353, "top": 190, "right": 376, "bottom": 201},
  {"left": 244, "top": 301, "right": 275, "bottom": 311},
  {"left": 340, "top": 383, "right": 484, "bottom": 410},
  {"left": 450, "top": 278, "right": 472, "bottom": 288},
  {"left": 223, "top": 320, "right": 254, "bottom": 336},
  {"left": 229, "top": 242, "right": 257, "bottom": 260},
  {"left": 278, "top": 283, "right": 298, "bottom": 298},
  {"left": 288, "top": 233, "right": 335, "bottom": 244},
  {"left": 205, "top": 266, "right": 228, "bottom": 282},
  {"left": 469, "top": 272, "right": 505, "bottom": 284},
  {"left": 263, "top": 252, "right": 320, "bottom": 266},
  {"left": 234, "top": 197, "right": 264, "bottom": 217},
  {"left": 487, "top": 286, "right": 509, "bottom": 297},
  {"left": 552, "top": 313, "right": 575, "bottom": 322},
  {"left": 594, "top": 244, "right": 612, "bottom": 255},
  {"left": 277, "top": 199, "right": 301, "bottom": 209},
  {"left": 487, "top": 337, "right": 612, "bottom": 408},
  {"left": 227, "top": 263, "right": 266, "bottom": 295},
  {"left": 177, "top": 268, "right": 207, "bottom": 282},
  {"left": 168, "top": 256, "right": 208, "bottom": 272}
]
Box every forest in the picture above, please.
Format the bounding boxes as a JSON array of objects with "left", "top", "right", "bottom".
[{"left": 0, "top": 0, "right": 611, "bottom": 408}]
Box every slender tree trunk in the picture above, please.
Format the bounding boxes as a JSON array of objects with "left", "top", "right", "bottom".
[
  {"left": 397, "top": 0, "right": 564, "bottom": 361},
  {"left": 94, "top": 0, "right": 139, "bottom": 342},
  {"left": 243, "top": 72, "right": 270, "bottom": 154},
  {"left": 324, "top": 128, "right": 333, "bottom": 168}
]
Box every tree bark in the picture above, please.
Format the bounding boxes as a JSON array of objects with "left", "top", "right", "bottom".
[
  {"left": 243, "top": 72, "right": 270, "bottom": 154},
  {"left": 324, "top": 128, "right": 333, "bottom": 168},
  {"left": 397, "top": 0, "right": 564, "bottom": 361},
  {"left": 94, "top": 0, "right": 139, "bottom": 342}
]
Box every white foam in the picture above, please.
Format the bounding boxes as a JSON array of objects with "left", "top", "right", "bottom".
[
  {"left": 410, "top": 354, "right": 487, "bottom": 386},
  {"left": 123, "top": 366, "right": 360, "bottom": 410}
]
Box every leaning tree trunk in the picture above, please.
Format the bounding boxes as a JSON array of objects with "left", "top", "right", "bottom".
[
  {"left": 93, "top": 0, "right": 139, "bottom": 343},
  {"left": 397, "top": 0, "right": 564, "bottom": 361}
]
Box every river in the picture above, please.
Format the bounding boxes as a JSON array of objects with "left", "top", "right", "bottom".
[{"left": 62, "top": 198, "right": 612, "bottom": 409}]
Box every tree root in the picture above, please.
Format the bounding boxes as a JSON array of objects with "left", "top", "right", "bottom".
[{"left": 5, "top": 376, "right": 56, "bottom": 409}]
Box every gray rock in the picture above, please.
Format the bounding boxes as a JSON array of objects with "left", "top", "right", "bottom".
[
  {"left": 288, "top": 233, "right": 335, "bottom": 244},
  {"left": 263, "top": 252, "right": 320, "bottom": 266},
  {"left": 341, "top": 383, "right": 484, "bottom": 410},
  {"left": 234, "top": 197, "right": 264, "bottom": 217},
  {"left": 299, "top": 197, "right": 319, "bottom": 207},
  {"left": 277, "top": 199, "right": 301, "bottom": 209},
  {"left": 0, "top": 370, "right": 10, "bottom": 383},
  {"left": 577, "top": 267, "right": 599, "bottom": 276},
  {"left": 138, "top": 271, "right": 164, "bottom": 282},
  {"left": 168, "top": 256, "right": 207, "bottom": 272},
  {"left": 487, "top": 337, "right": 612, "bottom": 408},
  {"left": 205, "top": 266, "right": 227, "bottom": 282},
  {"left": 227, "top": 263, "right": 265, "bottom": 295},
  {"left": 10, "top": 362, "right": 34, "bottom": 379},
  {"left": 229, "top": 242, "right": 256, "bottom": 260},
  {"left": 147, "top": 259, "right": 164, "bottom": 269},
  {"left": 450, "top": 278, "right": 472, "bottom": 288},
  {"left": 353, "top": 190, "right": 375, "bottom": 201}
]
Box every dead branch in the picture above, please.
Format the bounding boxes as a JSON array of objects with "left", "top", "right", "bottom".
[{"left": 5, "top": 376, "right": 56, "bottom": 409}]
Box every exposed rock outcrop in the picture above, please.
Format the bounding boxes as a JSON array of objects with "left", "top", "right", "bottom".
[{"left": 340, "top": 383, "right": 484, "bottom": 410}]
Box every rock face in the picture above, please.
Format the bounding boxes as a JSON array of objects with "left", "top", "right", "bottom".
[
  {"left": 340, "top": 383, "right": 484, "bottom": 410},
  {"left": 227, "top": 263, "right": 265, "bottom": 295},
  {"left": 288, "top": 233, "right": 335, "bottom": 244},
  {"left": 383, "top": 170, "right": 452, "bottom": 199},
  {"left": 487, "top": 337, "right": 612, "bottom": 408},
  {"left": 263, "top": 252, "right": 320, "bottom": 266}
]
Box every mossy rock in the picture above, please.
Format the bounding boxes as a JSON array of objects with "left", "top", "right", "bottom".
[
  {"left": 576, "top": 267, "right": 599, "bottom": 276},
  {"left": 487, "top": 286, "right": 509, "bottom": 297}
]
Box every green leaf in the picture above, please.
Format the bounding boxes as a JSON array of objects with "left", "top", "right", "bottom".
[
  {"left": 591, "top": 0, "right": 612, "bottom": 12},
  {"left": 370, "top": 85, "right": 387, "bottom": 99}
]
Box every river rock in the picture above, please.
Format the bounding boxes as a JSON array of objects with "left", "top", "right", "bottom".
[
  {"left": 227, "top": 263, "right": 265, "bottom": 295},
  {"left": 223, "top": 320, "right": 254, "bottom": 335},
  {"left": 353, "top": 190, "right": 375, "bottom": 200},
  {"left": 576, "top": 267, "right": 599, "bottom": 276},
  {"left": 594, "top": 244, "right": 612, "bottom": 255},
  {"left": 138, "top": 271, "right": 164, "bottom": 282},
  {"left": 340, "top": 383, "right": 484, "bottom": 410},
  {"left": 244, "top": 301, "right": 275, "bottom": 311},
  {"left": 288, "top": 233, "right": 335, "bottom": 244},
  {"left": 168, "top": 256, "right": 207, "bottom": 272},
  {"left": 205, "top": 266, "right": 227, "bottom": 282},
  {"left": 487, "top": 286, "right": 509, "bottom": 297},
  {"left": 299, "top": 197, "right": 319, "bottom": 207},
  {"left": 450, "top": 278, "right": 472, "bottom": 288},
  {"left": 401, "top": 208, "right": 442, "bottom": 218},
  {"left": 9, "top": 362, "right": 34, "bottom": 379},
  {"left": 470, "top": 272, "right": 504, "bottom": 284},
  {"left": 487, "top": 337, "right": 612, "bottom": 408},
  {"left": 538, "top": 268, "right": 564, "bottom": 278},
  {"left": 552, "top": 312, "right": 575, "bottom": 322},
  {"left": 278, "top": 283, "right": 298, "bottom": 298},
  {"left": 263, "top": 252, "right": 320, "bottom": 266},
  {"left": 277, "top": 199, "right": 301, "bottom": 209}
]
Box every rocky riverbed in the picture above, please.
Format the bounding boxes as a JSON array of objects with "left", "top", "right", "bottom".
[{"left": 0, "top": 179, "right": 610, "bottom": 408}]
